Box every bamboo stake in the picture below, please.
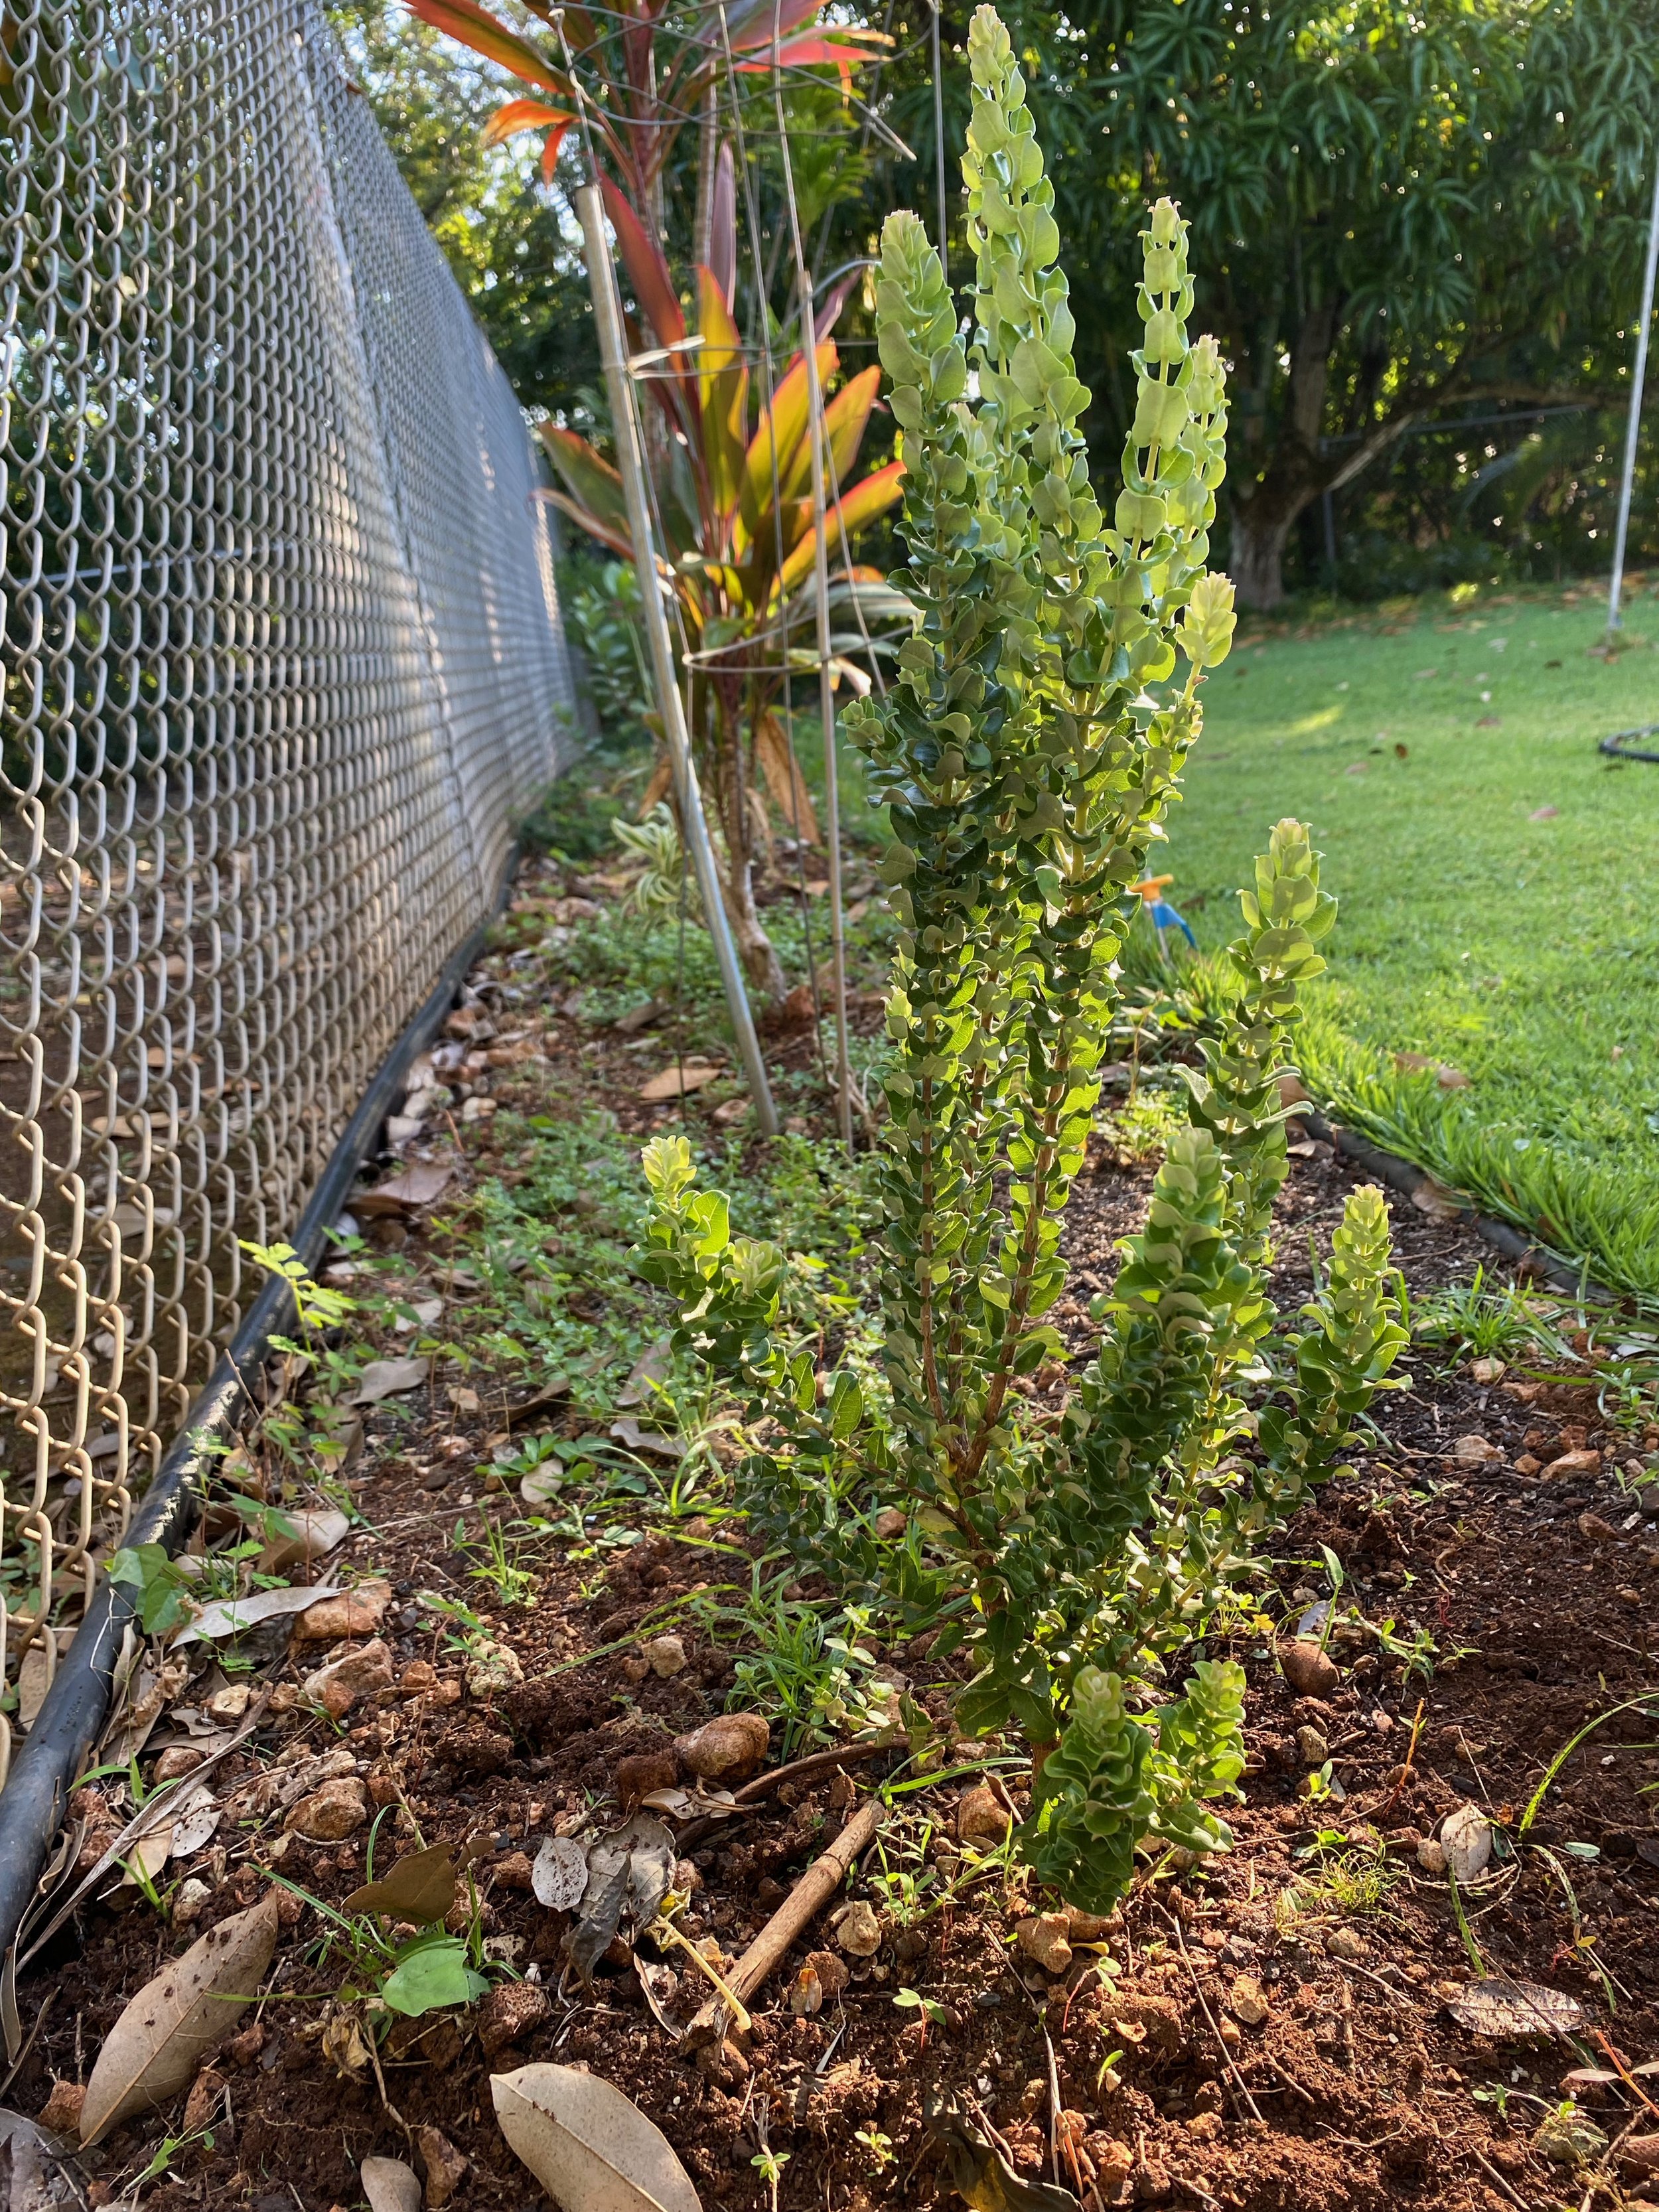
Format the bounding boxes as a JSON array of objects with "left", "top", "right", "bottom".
[
  {"left": 575, "top": 184, "right": 778, "bottom": 1136},
  {"left": 772, "top": 44, "right": 853, "bottom": 1145}
]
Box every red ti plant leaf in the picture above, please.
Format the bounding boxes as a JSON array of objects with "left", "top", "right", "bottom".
[
  {"left": 735, "top": 343, "right": 836, "bottom": 553},
  {"left": 538, "top": 426, "right": 635, "bottom": 561},
  {"left": 697, "top": 269, "right": 749, "bottom": 538},
  {"left": 710, "top": 141, "right": 737, "bottom": 305},
  {"left": 775, "top": 458, "right": 904, "bottom": 599},
  {"left": 480, "top": 98, "right": 573, "bottom": 147},
  {"left": 405, "top": 0, "right": 567, "bottom": 94},
  {"left": 598, "top": 177, "right": 685, "bottom": 354}
]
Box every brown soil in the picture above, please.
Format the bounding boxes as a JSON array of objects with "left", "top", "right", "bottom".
[{"left": 16, "top": 881, "right": 1659, "bottom": 2212}]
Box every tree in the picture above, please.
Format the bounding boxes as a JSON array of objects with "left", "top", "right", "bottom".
[
  {"left": 328, "top": 2, "right": 599, "bottom": 422},
  {"left": 923, "top": 0, "right": 1659, "bottom": 607}
]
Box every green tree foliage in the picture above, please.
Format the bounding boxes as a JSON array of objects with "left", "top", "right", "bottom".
[
  {"left": 328, "top": 3, "right": 598, "bottom": 421},
  {"left": 891, "top": 0, "right": 1659, "bottom": 606},
  {"left": 638, "top": 9, "right": 1406, "bottom": 1908}
]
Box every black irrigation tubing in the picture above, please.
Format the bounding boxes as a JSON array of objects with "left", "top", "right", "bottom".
[
  {"left": 1599, "top": 723, "right": 1659, "bottom": 764},
  {"left": 0, "top": 850, "right": 522, "bottom": 1970},
  {"left": 1299, "top": 1106, "right": 1616, "bottom": 1306}
]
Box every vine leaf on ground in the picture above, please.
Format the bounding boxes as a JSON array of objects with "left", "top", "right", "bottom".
[
  {"left": 1449, "top": 1978, "right": 1585, "bottom": 2039},
  {"left": 491, "top": 2063, "right": 703, "bottom": 2212},
  {"left": 79, "top": 1894, "right": 279, "bottom": 2144}
]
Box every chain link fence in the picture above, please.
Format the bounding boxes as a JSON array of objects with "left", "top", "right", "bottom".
[{"left": 0, "top": 0, "right": 576, "bottom": 1773}]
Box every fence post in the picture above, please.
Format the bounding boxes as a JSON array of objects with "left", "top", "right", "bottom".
[{"left": 575, "top": 184, "right": 779, "bottom": 1137}]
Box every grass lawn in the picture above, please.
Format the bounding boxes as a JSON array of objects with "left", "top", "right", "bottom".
[{"left": 1160, "top": 576, "right": 1659, "bottom": 1297}]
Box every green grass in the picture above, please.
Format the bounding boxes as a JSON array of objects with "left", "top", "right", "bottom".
[{"left": 1156, "top": 577, "right": 1659, "bottom": 1298}]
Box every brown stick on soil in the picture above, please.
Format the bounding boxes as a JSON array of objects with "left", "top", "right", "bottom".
[{"left": 680, "top": 1798, "right": 883, "bottom": 2050}]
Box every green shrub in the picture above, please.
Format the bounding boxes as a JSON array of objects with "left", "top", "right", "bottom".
[{"left": 638, "top": 5, "right": 1406, "bottom": 1910}]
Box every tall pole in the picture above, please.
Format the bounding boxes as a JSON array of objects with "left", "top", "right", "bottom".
[
  {"left": 798, "top": 283, "right": 853, "bottom": 1144},
  {"left": 932, "top": 1, "right": 949, "bottom": 283},
  {"left": 576, "top": 184, "right": 779, "bottom": 1136},
  {"left": 1607, "top": 156, "right": 1659, "bottom": 634}
]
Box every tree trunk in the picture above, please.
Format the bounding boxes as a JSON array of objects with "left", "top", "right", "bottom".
[{"left": 1229, "top": 507, "right": 1297, "bottom": 612}]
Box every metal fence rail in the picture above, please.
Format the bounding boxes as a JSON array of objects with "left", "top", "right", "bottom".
[{"left": 0, "top": 0, "right": 575, "bottom": 1771}]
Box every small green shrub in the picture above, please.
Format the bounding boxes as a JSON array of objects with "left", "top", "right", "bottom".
[{"left": 638, "top": 6, "right": 1406, "bottom": 1911}]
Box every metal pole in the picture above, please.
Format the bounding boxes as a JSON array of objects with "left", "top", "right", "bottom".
[
  {"left": 1607, "top": 156, "right": 1659, "bottom": 633},
  {"left": 932, "top": 0, "right": 949, "bottom": 283},
  {"left": 799, "top": 283, "right": 854, "bottom": 1145},
  {"left": 575, "top": 184, "right": 778, "bottom": 1136}
]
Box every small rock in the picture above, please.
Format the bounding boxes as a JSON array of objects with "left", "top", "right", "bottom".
[
  {"left": 1619, "top": 2135, "right": 1659, "bottom": 2177},
  {"left": 153, "top": 1746, "right": 205, "bottom": 1785},
  {"left": 1544, "top": 1449, "right": 1602, "bottom": 1479},
  {"left": 1015, "top": 1913, "right": 1073, "bottom": 1976},
  {"left": 494, "top": 1852, "right": 535, "bottom": 1892},
  {"left": 1280, "top": 1640, "right": 1340, "bottom": 1698},
  {"left": 226, "top": 2022, "right": 267, "bottom": 2067},
  {"left": 675, "top": 1712, "right": 769, "bottom": 1781},
  {"left": 464, "top": 1641, "right": 525, "bottom": 1698},
  {"left": 958, "top": 1785, "right": 1011, "bottom": 1846},
  {"left": 1619, "top": 1585, "right": 1643, "bottom": 1607},
  {"left": 36, "top": 2081, "right": 84, "bottom": 2137},
  {"left": 1641, "top": 1487, "right": 1659, "bottom": 1518},
  {"left": 1470, "top": 1357, "right": 1507, "bottom": 1385},
  {"left": 414, "top": 2124, "right": 469, "bottom": 2210},
  {"left": 616, "top": 1751, "right": 679, "bottom": 1810},
  {"left": 172, "top": 1877, "right": 213, "bottom": 1926},
  {"left": 1325, "top": 1926, "right": 1365, "bottom": 1961},
  {"left": 303, "top": 1638, "right": 395, "bottom": 1719},
  {"left": 1452, "top": 1434, "right": 1500, "bottom": 1464},
  {"left": 1514, "top": 1454, "right": 1542, "bottom": 1477},
  {"left": 284, "top": 1776, "right": 369, "bottom": 1841},
  {"left": 1416, "top": 1838, "right": 1449, "bottom": 1875},
  {"left": 802, "top": 1948, "right": 848, "bottom": 1998},
  {"left": 873, "top": 1508, "right": 908, "bottom": 1540},
  {"left": 1577, "top": 1512, "right": 1619, "bottom": 1543},
  {"left": 1063, "top": 1905, "right": 1115, "bottom": 1942},
  {"left": 1228, "top": 1974, "right": 1269, "bottom": 2028},
  {"left": 1135, "top": 2160, "right": 1173, "bottom": 2201},
  {"left": 291, "top": 1582, "right": 390, "bottom": 1643},
  {"left": 204, "top": 1684, "right": 251, "bottom": 1724},
  {"left": 475, "top": 1980, "right": 551, "bottom": 2057},
  {"left": 1087, "top": 2138, "right": 1135, "bottom": 2192},
  {"left": 1294, "top": 1724, "right": 1330, "bottom": 1767},
  {"left": 642, "top": 1635, "right": 688, "bottom": 1678},
  {"left": 831, "top": 1900, "right": 882, "bottom": 1958},
  {"left": 620, "top": 1656, "right": 651, "bottom": 1684},
  {"left": 1439, "top": 1803, "right": 1492, "bottom": 1883}
]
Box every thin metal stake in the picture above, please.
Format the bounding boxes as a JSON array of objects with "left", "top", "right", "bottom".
[
  {"left": 1608, "top": 156, "right": 1659, "bottom": 634},
  {"left": 576, "top": 183, "right": 778, "bottom": 1136}
]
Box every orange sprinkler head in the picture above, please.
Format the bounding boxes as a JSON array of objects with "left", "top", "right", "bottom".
[{"left": 1130, "top": 875, "right": 1174, "bottom": 905}]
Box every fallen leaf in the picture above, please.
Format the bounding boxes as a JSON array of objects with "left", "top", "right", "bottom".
[
  {"left": 520, "top": 1467, "right": 563, "bottom": 1505},
  {"left": 638, "top": 1063, "right": 723, "bottom": 1102},
  {"left": 168, "top": 1788, "right": 223, "bottom": 1861},
  {"left": 532, "top": 1836, "right": 590, "bottom": 1913},
  {"left": 1449, "top": 1977, "right": 1584, "bottom": 2041},
  {"left": 616, "top": 1338, "right": 673, "bottom": 1408},
  {"left": 257, "top": 1507, "right": 350, "bottom": 1574},
  {"left": 353, "top": 1357, "right": 429, "bottom": 1406},
  {"left": 1439, "top": 1803, "right": 1493, "bottom": 1884},
  {"left": 923, "top": 2092, "right": 1081, "bottom": 2211},
  {"left": 1410, "top": 1176, "right": 1468, "bottom": 1220},
  {"left": 1530, "top": 804, "right": 1559, "bottom": 820},
  {"left": 354, "top": 1163, "right": 456, "bottom": 1217},
  {"left": 344, "top": 1838, "right": 486, "bottom": 1926},
  {"left": 360, "top": 2156, "right": 423, "bottom": 2212},
  {"left": 80, "top": 1895, "right": 279, "bottom": 2144},
  {"left": 490, "top": 2063, "right": 702, "bottom": 2212},
  {"left": 173, "top": 1582, "right": 340, "bottom": 1647},
  {"left": 610, "top": 1419, "right": 686, "bottom": 1460},
  {"left": 564, "top": 1816, "right": 676, "bottom": 1982}
]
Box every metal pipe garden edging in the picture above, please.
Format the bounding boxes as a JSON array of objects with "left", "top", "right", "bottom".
[{"left": 0, "top": 861, "right": 518, "bottom": 1970}]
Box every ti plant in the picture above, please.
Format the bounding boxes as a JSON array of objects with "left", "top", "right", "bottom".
[{"left": 639, "top": 7, "right": 1406, "bottom": 1911}]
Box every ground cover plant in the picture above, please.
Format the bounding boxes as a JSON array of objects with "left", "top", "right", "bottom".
[{"left": 1153, "top": 581, "right": 1659, "bottom": 1297}]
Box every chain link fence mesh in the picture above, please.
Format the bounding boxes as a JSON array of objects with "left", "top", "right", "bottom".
[{"left": 0, "top": 0, "right": 576, "bottom": 1773}]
